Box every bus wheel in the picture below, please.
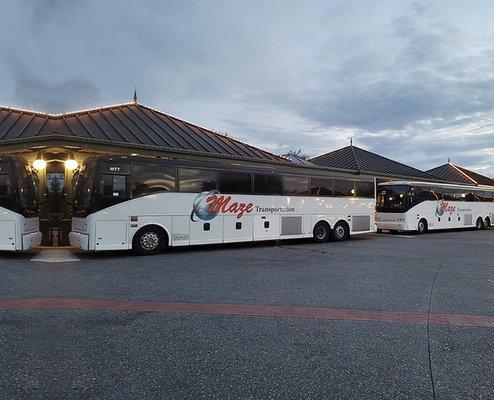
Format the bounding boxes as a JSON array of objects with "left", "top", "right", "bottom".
[
  {"left": 332, "top": 221, "right": 349, "bottom": 242},
  {"left": 133, "top": 226, "right": 165, "bottom": 256},
  {"left": 475, "top": 217, "right": 484, "bottom": 230},
  {"left": 417, "top": 219, "right": 427, "bottom": 234},
  {"left": 485, "top": 217, "right": 491, "bottom": 228},
  {"left": 313, "top": 222, "right": 330, "bottom": 243}
]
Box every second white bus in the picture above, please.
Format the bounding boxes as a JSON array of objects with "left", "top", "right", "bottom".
[
  {"left": 376, "top": 181, "right": 494, "bottom": 233},
  {"left": 69, "top": 156, "right": 376, "bottom": 255}
]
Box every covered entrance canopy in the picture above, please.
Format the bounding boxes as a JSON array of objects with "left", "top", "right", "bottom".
[{"left": 0, "top": 101, "right": 286, "bottom": 245}]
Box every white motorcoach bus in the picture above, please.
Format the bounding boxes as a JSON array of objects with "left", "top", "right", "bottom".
[
  {"left": 0, "top": 156, "right": 42, "bottom": 250},
  {"left": 69, "top": 156, "right": 376, "bottom": 255},
  {"left": 376, "top": 181, "right": 494, "bottom": 233}
]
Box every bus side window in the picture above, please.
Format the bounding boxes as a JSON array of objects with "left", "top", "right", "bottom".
[
  {"left": 254, "top": 174, "right": 282, "bottom": 195},
  {"left": 310, "top": 177, "right": 333, "bottom": 196},
  {"left": 414, "top": 187, "right": 433, "bottom": 203},
  {"left": 465, "top": 191, "right": 479, "bottom": 202},
  {"left": 131, "top": 164, "right": 176, "bottom": 198},
  {"left": 283, "top": 176, "right": 310, "bottom": 196},
  {"left": 178, "top": 169, "right": 217, "bottom": 193},
  {"left": 334, "top": 179, "right": 355, "bottom": 197}
]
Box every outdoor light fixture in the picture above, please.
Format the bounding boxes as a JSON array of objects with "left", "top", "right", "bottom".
[
  {"left": 32, "top": 158, "right": 46, "bottom": 170},
  {"left": 65, "top": 158, "right": 79, "bottom": 171}
]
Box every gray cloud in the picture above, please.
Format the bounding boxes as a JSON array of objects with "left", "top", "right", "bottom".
[{"left": 0, "top": 1, "right": 494, "bottom": 174}]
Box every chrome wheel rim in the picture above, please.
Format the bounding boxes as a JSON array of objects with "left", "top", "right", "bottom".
[
  {"left": 315, "top": 226, "right": 326, "bottom": 240},
  {"left": 477, "top": 219, "right": 482, "bottom": 229},
  {"left": 334, "top": 225, "right": 345, "bottom": 239},
  {"left": 140, "top": 232, "right": 160, "bottom": 250},
  {"left": 418, "top": 222, "right": 424, "bottom": 232}
]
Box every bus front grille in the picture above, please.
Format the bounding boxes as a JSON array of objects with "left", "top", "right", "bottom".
[
  {"left": 281, "top": 216, "right": 303, "bottom": 235},
  {"left": 352, "top": 215, "right": 371, "bottom": 232}
]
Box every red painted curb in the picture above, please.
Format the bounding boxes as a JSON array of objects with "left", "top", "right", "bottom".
[{"left": 0, "top": 298, "right": 493, "bottom": 328}]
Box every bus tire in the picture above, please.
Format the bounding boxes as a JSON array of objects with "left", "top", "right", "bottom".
[
  {"left": 332, "top": 221, "right": 349, "bottom": 242},
  {"left": 485, "top": 217, "right": 491, "bottom": 228},
  {"left": 417, "top": 219, "right": 427, "bottom": 234},
  {"left": 133, "top": 226, "right": 166, "bottom": 256},
  {"left": 475, "top": 217, "right": 484, "bottom": 230},
  {"left": 313, "top": 221, "right": 331, "bottom": 243}
]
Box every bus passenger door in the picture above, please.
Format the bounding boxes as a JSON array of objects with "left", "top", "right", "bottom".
[
  {"left": 95, "top": 220, "right": 128, "bottom": 250},
  {"left": 254, "top": 215, "right": 280, "bottom": 241},
  {"left": 0, "top": 220, "right": 16, "bottom": 250}
]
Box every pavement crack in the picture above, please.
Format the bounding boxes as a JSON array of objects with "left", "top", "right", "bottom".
[{"left": 426, "top": 253, "right": 455, "bottom": 400}]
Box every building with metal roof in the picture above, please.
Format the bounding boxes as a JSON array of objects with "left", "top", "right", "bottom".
[
  {"left": 310, "top": 145, "right": 439, "bottom": 182},
  {"left": 0, "top": 102, "right": 284, "bottom": 163},
  {"left": 426, "top": 163, "right": 494, "bottom": 187},
  {"left": 0, "top": 100, "right": 290, "bottom": 245}
]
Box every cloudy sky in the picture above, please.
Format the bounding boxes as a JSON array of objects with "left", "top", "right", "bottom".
[{"left": 1, "top": 1, "right": 494, "bottom": 174}]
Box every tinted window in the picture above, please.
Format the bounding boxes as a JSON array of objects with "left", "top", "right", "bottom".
[
  {"left": 0, "top": 174, "right": 13, "bottom": 197},
  {"left": 442, "top": 187, "right": 456, "bottom": 201},
  {"left": 334, "top": 179, "right": 355, "bottom": 197},
  {"left": 465, "top": 190, "right": 479, "bottom": 202},
  {"left": 178, "top": 169, "right": 216, "bottom": 192},
  {"left": 283, "top": 176, "right": 309, "bottom": 196},
  {"left": 254, "top": 174, "right": 282, "bottom": 195},
  {"left": 97, "top": 174, "right": 128, "bottom": 197},
  {"left": 311, "top": 177, "right": 333, "bottom": 196},
  {"left": 219, "top": 171, "right": 251, "bottom": 194},
  {"left": 413, "top": 186, "right": 439, "bottom": 203},
  {"left": 355, "top": 181, "right": 374, "bottom": 198},
  {"left": 132, "top": 164, "right": 176, "bottom": 198}
]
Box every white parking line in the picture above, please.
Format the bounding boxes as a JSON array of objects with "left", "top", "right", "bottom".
[{"left": 31, "top": 249, "right": 81, "bottom": 263}]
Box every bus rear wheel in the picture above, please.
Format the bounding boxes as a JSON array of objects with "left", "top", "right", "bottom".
[
  {"left": 313, "top": 222, "right": 330, "bottom": 243},
  {"left": 133, "top": 226, "right": 165, "bottom": 256},
  {"left": 485, "top": 217, "right": 491, "bottom": 228},
  {"left": 332, "top": 221, "right": 349, "bottom": 242},
  {"left": 475, "top": 217, "right": 484, "bottom": 230},
  {"left": 417, "top": 219, "right": 427, "bottom": 234}
]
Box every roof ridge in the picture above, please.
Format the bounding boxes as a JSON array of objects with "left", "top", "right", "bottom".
[
  {"left": 349, "top": 144, "right": 361, "bottom": 174},
  {"left": 449, "top": 163, "right": 478, "bottom": 185}
]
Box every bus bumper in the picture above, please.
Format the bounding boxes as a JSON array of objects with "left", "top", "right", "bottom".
[
  {"left": 376, "top": 221, "right": 407, "bottom": 231},
  {"left": 69, "top": 231, "right": 89, "bottom": 250},
  {"left": 22, "top": 231, "right": 42, "bottom": 250}
]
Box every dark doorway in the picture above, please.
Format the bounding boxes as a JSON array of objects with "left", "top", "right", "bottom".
[{"left": 40, "top": 160, "right": 71, "bottom": 245}]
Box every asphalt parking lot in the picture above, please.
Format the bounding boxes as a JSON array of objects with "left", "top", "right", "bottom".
[{"left": 0, "top": 230, "right": 493, "bottom": 399}]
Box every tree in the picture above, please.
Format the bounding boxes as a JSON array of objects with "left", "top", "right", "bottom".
[{"left": 287, "top": 149, "right": 310, "bottom": 160}]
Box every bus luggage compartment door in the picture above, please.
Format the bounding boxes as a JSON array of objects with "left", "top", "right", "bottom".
[
  {"left": 0, "top": 220, "right": 16, "bottom": 250},
  {"left": 254, "top": 215, "right": 280, "bottom": 240},
  {"left": 95, "top": 220, "right": 128, "bottom": 250}
]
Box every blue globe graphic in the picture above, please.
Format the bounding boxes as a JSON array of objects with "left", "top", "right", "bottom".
[{"left": 191, "top": 190, "right": 220, "bottom": 221}]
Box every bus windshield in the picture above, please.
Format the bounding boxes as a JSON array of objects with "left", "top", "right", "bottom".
[
  {"left": 0, "top": 159, "right": 38, "bottom": 217},
  {"left": 16, "top": 161, "right": 38, "bottom": 216},
  {"left": 376, "top": 185, "right": 409, "bottom": 212},
  {"left": 73, "top": 160, "right": 96, "bottom": 217}
]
